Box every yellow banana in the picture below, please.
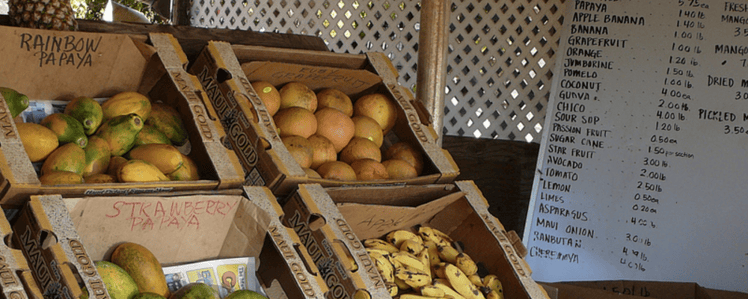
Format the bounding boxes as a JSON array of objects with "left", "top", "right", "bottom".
[
  {"left": 482, "top": 274, "right": 504, "bottom": 295},
  {"left": 417, "top": 248, "right": 432, "bottom": 279},
  {"left": 386, "top": 283, "right": 398, "bottom": 297},
  {"left": 400, "top": 239, "right": 426, "bottom": 255},
  {"left": 395, "top": 266, "right": 432, "bottom": 288},
  {"left": 430, "top": 227, "right": 454, "bottom": 243},
  {"left": 364, "top": 238, "right": 400, "bottom": 253},
  {"left": 399, "top": 294, "right": 448, "bottom": 299},
  {"left": 485, "top": 289, "right": 503, "bottom": 299},
  {"left": 432, "top": 262, "right": 448, "bottom": 279},
  {"left": 392, "top": 251, "right": 427, "bottom": 272},
  {"left": 423, "top": 240, "right": 442, "bottom": 267},
  {"left": 437, "top": 244, "right": 460, "bottom": 264},
  {"left": 432, "top": 278, "right": 466, "bottom": 299},
  {"left": 386, "top": 229, "right": 422, "bottom": 248},
  {"left": 418, "top": 226, "right": 451, "bottom": 247},
  {"left": 420, "top": 285, "right": 446, "bottom": 297},
  {"left": 395, "top": 276, "right": 412, "bottom": 292},
  {"left": 372, "top": 253, "right": 395, "bottom": 285},
  {"left": 468, "top": 274, "right": 483, "bottom": 288},
  {"left": 366, "top": 248, "right": 394, "bottom": 259},
  {"left": 455, "top": 252, "right": 478, "bottom": 276},
  {"left": 444, "top": 264, "right": 485, "bottom": 299}
]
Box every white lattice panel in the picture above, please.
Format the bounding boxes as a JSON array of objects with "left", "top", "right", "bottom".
[{"left": 190, "top": 0, "right": 567, "bottom": 142}]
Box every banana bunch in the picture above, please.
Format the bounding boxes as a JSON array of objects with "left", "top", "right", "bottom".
[{"left": 364, "top": 227, "right": 505, "bottom": 299}]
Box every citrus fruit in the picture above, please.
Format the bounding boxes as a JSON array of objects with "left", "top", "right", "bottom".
[
  {"left": 251, "top": 81, "right": 281, "bottom": 116},
  {"left": 317, "top": 88, "right": 353, "bottom": 116},
  {"left": 314, "top": 107, "right": 354, "bottom": 153},
  {"left": 279, "top": 82, "right": 317, "bottom": 112},
  {"left": 384, "top": 141, "right": 424, "bottom": 175},
  {"left": 350, "top": 158, "right": 389, "bottom": 180},
  {"left": 339, "top": 137, "right": 381, "bottom": 164},
  {"left": 273, "top": 107, "right": 317, "bottom": 138},
  {"left": 16, "top": 122, "right": 59, "bottom": 162},
  {"left": 307, "top": 134, "right": 337, "bottom": 169},
  {"left": 316, "top": 161, "right": 357, "bottom": 181},
  {"left": 382, "top": 159, "right": 418, "bottom": 179},
  {"left": 282, "top": 135, "right": 314, "bottom": 168},
  {"left": 353, "top": 93, "right": 398, "bottom": 134},
  {"left": 351, "top": 115, "right": 384, "bottom": 147},
  {"left": 95, "top": 261, "right": 139, "bottom": 299}
]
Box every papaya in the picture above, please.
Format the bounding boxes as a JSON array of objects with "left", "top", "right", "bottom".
[
  {"left": 65, "top": 96, "right": 104, "bottom": 135},
  {"left": 84, "top": 173, "right": 117, "bottom": 184},
  {"left": 102, "top": 91, "right": 152, "bottom": 120},
  {"left": 126, "top": 144, "right": 183, "bottom": 175},
  {"left": 107, "top": 156, "right": 129, "bottom": 178},
  {"left": 168, "top": 153, "right": 199, "bottom": 181},
  {"left": 168, "top": 283, "right": 220, "bottom": 299},
  {"left": 134, "top": 124, "right": 172, "bottom": 146},
  {"left": 83, "top": 136, "right": 111, "bottom": 177},
  {"left": 117, "top": 160, "right": 169, "bottom": 182},
  {"left": 96, "top": 114, "right": 144, "bottom": 156},
  {"left": 39, "top": 170, "right": 84, "bottom": 185},
  {"left": 225, "top": 290, "right": 267, "bottom": 299},
  {"left": 133, "top": 293, "right": 168, "bottom": 299},
  {"left": 40, "top": 113, "right": 88, "bottom": 148},
  {"left": 96, "top": 261, "right": 139, "bottom": 299},
  {"left": 16, "top": 122, "right": 59, "bottom": 162},
  {"left": 0, "top": 87, "right": 29, "bottom": 118},
  {"left": 146, "top": 103, "right": 188, "bottom": 146},
  {"left": 110, "top": 242, "right": 170, "bottom": 298},
  {"left": 41, "top": 143, "right": 86, "bottom": 175}
]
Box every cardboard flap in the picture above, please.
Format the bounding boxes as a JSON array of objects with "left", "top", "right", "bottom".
[
  {"left": 67, "top": 195, "right": 251, "bottom": 264},
  {"left": 336, "top": 190, "right": 464, "bottom": 240},
  {"left": 241, "top": 61, "right": 382, "bottom": 96},
  {"left": 0, "top": 26, "right": 148, "bottom": 100}
]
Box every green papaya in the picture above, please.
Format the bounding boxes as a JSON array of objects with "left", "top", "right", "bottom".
[
  {"left": 0, "top": 87, "right": 29, "bottom": 118},
  {"left": 65, "top": 96, "right": 104, "bottom": 135},
  {"left": 95, "top": 113, "right": 144, "bottom": 156},
  {"left": 146, "top": 103, "right": 188, "bottom": 146}
]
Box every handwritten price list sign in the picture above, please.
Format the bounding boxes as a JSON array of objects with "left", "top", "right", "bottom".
[{"left": 524, "top": 0, "right": 748, "bottom": 293}]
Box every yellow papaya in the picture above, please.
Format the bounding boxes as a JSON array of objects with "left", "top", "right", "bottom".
[
  {"left": 39, "top": 170, "right": 84, "bottom": 185},
  {"left": 110, "top": 242, "right": 170, "bottom": 298},
  {"left": 40, "top": 113, "right": 88, "bottom": 148},
  {"left": 126, "top": 144, "right": 183, "bottom": 175},
  {"left": 84, "top": 173, "right": 117, "bottom": 184},
  {"left": 146, "top": 103, "right": 188, "bottom": 146},
  {"left": 117, "top": 160, "right": 169, "bottom": 182},
  {"left": 133, "top": 124, "right": 172, "bottom": 146},
  {"left": 16, "top": 122, "right": 59, "bottom": 162},
  {"left": 107, "top": 156, "right": 129, "bottom": 178},
  {"left": 102, "top": 91, "right": 152, "bottom": 120},
  {"left": 83, "top": 136, "right": 111, "bottom": 177},
  {"left": 168, "top": 153, "right": 199, "bottom": 181},
  {"left": 41, "top": 143, "right": 86, "bottom": 175}
]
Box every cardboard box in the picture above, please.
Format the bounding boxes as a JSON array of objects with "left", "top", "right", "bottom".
[
  {"left": 11, "top": 195, "right": 110, "bottom": 299},
  {"left": 283, "top": 181, "right": 550, "bottom": 299},
  {"left": 188, "top": 41, "right": 460, "bottom": 196},
  {"left": 18, "top": 186, "right": 328, "bottom": 299},
  {"left": 0, "top": 26, "right": 245, "bottom": 206},
  {"left": 541, "top": 280, "right": 748, "bottom": 299},
  {"left": 0, "top": 207, "right": 44, "bottom": 299}
]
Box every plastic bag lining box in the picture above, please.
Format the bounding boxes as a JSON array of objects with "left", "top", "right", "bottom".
[
  {"left": 187, "top": 40, "right": 460, "bottom": 196},
  {"left": 0, "top": 27, "right": 245, "bottom": 206},
  {"left": 12, "top": 186, "right": 328, "bottom": 299},
  {"left": 285, "top": 181, "right": 551, "bottom": 299},
  {"left": 0, "top": 205, "right": 44, "bottom": 299}
]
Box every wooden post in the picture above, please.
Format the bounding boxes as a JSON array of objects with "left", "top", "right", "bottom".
[{"left": 417, "top": 0, "right": 450, "bottom": 147}]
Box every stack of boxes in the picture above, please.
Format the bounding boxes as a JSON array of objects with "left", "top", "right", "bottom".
[{"left": 0, "top": 22, "right": 549, "bottom": 299}]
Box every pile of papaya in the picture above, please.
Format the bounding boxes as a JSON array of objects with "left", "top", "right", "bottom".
[
  {"left": 2, "top": 87, "right": 200, "bottom": 184},
  {"left": 94, "top": 242, "right": 267, "bottom": 299}
]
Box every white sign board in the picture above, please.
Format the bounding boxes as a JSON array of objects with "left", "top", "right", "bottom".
[{"left": 524, "top": 0, "right": 748, "bottom": 293}]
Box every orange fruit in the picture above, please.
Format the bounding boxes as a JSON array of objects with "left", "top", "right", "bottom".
[
  {"left": 279, "top": 82, "right": 317, "bottom": 112},
  {"left": 382, "top": 159, "right": 418, "bottom": 179},
  {"left": 317, "top": 88, "right": 353, "bottom": 116},
  {"left": 315, "top": 107, "right": 355, "bottom": 153},
  {"left": 303, "top": 167, "right": 322, "bottom": 178},
  {"left": 339, "top": 137, "right": 381, "bottom": 164},
  {"left": 353, "top": 93, "right": 398, "bottom": 134},
  {"left": 251, "top": 81, "right": 281, "bottom": 116},
  {"left": 316, "top": 161, "right": 357, "bottom": 181},
  {"left": 350, "top": 159, "right": 389, "bottom": 180},
  {"left": 307, "top": 134, "right": 338, "bottom": 169},
  {"left": 282, "top": 135, "right": 314, "bottom": 168},
  {"left": 274, "top": 107, "right": 317, "bottom": 138},
  {"left": 352, "top": 115, "right": 384, "bottom": 147},
  {"left": 384, "top": 142, "right": 424, "bottom": 175}
]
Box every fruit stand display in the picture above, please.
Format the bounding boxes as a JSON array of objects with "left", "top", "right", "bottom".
[
  {"left": 0, "top": 27, "right": 246, "bottom": 205},
  {"left": 188, "top": 41, "right": 460, "bottom": 196}
]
